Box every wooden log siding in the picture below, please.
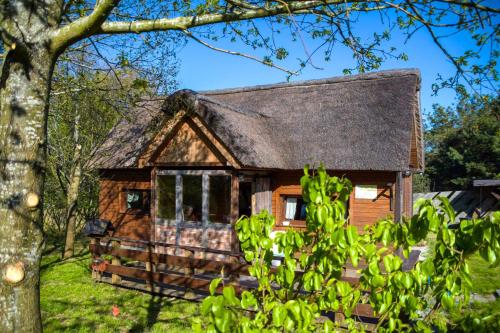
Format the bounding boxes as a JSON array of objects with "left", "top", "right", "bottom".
[
  {"left": 271, "top": 171, "right": 403, "bottom": 231},
  {"left": 99, "top": 169, "right": 152, "bottom": 241}
]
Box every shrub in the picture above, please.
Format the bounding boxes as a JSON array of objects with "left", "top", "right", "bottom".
[{"left": 193, "top": 165, "right": 499, "bottom": 332}]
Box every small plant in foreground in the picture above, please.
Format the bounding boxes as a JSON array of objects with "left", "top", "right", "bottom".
[{"left": 193, "top": 165, "right": 499, "bottom": 332}]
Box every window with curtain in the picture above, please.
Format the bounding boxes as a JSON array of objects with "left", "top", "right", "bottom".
[{"left": 282, "top": 196, "right": 306, "bottom": 226}]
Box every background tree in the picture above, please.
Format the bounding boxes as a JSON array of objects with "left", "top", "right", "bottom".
[
  {"left": 424, "top": 95, "right": 499, "bottom": 191},
  {"left": 45, "top": 42, "right": 179, "bottom": 259},
  {"left": 0, "top": 1, "right": 498, "bottom": 331},
  {"left": 412, "top": 173, "right": 431, "bottom": 193},
  {"left": 46, "top": 65, "right": 172, "bottom": 258}
]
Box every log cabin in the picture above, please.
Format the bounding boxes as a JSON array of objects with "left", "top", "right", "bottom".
[{"left": 91, "top": 69, "right": 424, "bottom": 258}]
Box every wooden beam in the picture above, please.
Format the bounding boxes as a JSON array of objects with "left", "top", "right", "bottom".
[
  {"left": 104, "top": 264, "right": 232, "bottom": 294},
  {"left": 89, "top": 244, "right": 249, "bottom": 275},
  {"left": 231, "top": 174, "right": 240, "bottom": 255},
  {"left": 394, "top": 172, "right": 403, "bottom": 223},
  {"left": 111, "top": 240, "right": 122, "bottom": 284}
]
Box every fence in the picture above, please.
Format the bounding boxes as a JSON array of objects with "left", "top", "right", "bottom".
[
  {"left": 89, "top": 236, "right": 376, "bottom": 321},
  {"left": 413, "top": 190, "right": 499, "bottom": 222}
]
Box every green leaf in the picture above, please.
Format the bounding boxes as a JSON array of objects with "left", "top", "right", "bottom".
[
  {"left": 401, "top": 273, "right": 413, "bottom": 289},
  {"left": 313, "top": 272, "right": 322, "bottom": 290},
  {"left": 223, "top": 286, "right": 239, "bottom": 305},
  {"left": 346, "top": 226, "right": 359, "bottom": 245},
  {"left": 272, "top": 304, "right": 286, "bottom": 327},
  {"left": 349, "top": 247, "right": 359, "bottom": 267},
  {"left": 214, "top": 310, "right": 231, "bottom": 332},
  {"left": 383, "top": 255, "right": 394, "bottom": 273},
  {"left": 209, "top": 278, "right": 222, "bottom": 295},
  {"left": 487, "top": 246, "right": 497, "bottom": 265},
  {"left": 333, "top": 229, "right": 347, "bottom": 248},
  {"left": 200, "top": 297, "right": 214, "bottom": 315},
  {"left": 240, "top": 291, "right": 257, "bottom": 309},
  {"left": 441, "top": 292, "right": 454, "bottom": 310},
  {"left": 381, "top": 228, "right": 391, "bottom": 246},
  {"left": 372, "top": 275, "right": 385, "bottom": 288},
  {"left": 294, "top": 232, "right": 304, "bottom": 247},
  {"left": 244, "top": 251, "right": 254, "bottom": 262}
]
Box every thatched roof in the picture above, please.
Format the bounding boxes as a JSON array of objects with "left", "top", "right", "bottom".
[{"left": 92, "top": 69, "right": 423, "bottom": 172}]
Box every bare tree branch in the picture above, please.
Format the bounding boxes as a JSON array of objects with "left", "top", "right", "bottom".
[{"left": 182, "top": 29, "right": 298, "bottom": 76}]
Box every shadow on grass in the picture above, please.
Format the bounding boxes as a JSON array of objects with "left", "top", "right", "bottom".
[
  {"left": 43, "top": 293, "right": 194, "bottom": 332},
  {"left": 130, "top": 295, "right": 170, "bottom": 332},
  {"left": 40, "top": 246, "right": 90, "bottom": 272}
]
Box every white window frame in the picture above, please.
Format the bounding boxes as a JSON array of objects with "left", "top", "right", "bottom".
[{"left": 155, "top": 170, "right": 233, "bottom": 230}]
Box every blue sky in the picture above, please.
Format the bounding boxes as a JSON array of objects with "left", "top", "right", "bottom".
[{"left": 173, "top": 11, "right": 495, "bottom": 116}]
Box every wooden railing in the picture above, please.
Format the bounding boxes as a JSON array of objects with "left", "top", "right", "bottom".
[{"left": 89, "top": 236, "right": 419, "bottom": 322}]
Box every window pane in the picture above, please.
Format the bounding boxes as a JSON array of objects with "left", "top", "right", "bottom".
[
  {"left": 285, "top": 197, "right": 297, "bottom": 219},
  {"left": 284, "top": 197, "right": 306, "bottom": 221},
  {"left": 209, "top": 176, "right": 231, "bottom": 223},
  {"left": 183, "top": 175, "right": 202, "bottom": 222},
  {"left": 127, "top": 190, "right": 143, "bottom": 210},
  {"left": 295, "top": 198, "right": 306, "bottom": 220},
  {"left": 157, "top": 175, "right": 176, "bottom": 220}
]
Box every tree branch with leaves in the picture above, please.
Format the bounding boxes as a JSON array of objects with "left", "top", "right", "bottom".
[{"left": 194, "top": 166, "right": 499, "bottom": 332}]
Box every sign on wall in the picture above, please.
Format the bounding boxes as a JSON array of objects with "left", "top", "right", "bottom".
[{"left": 355, "top": 185, "right": 378, "bottom": 199}]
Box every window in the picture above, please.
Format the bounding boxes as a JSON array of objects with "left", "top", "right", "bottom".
[
  {"left": 209, "top": 175, "right": 231, "bottom": 223},
  {"left": 157, "top": 175, "right": 176, "bottom": 219},
  {"left": 123, "top": 189, "right": 150, "bottom": 214},
  {"left": 183, "top": 175, "right": 202, "bottom": 222},
  {"left": 281, "top": 196, "right": 306, "bottom": 226},
  {"left": 156, "top": 171, "right": 232, "bottom": 224}
]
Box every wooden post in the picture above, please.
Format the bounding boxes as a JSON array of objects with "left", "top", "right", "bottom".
[
  {"left": 111, "top": 240, "right": 122, "bottom": 284},
  {"left": 394, "top": 172, "right": 403, "bottom": 223},
  {"left": 145, "top": 243, "right": 155, "bottom": 292},
  {"left": 184, "top": 249, "right": 194, "bottom": 276},
  {"left": 150, "top": 167, "right": 157, "bottom": 244},
  {"left": 231, "top": 174, "right": 240, "bottom": 255},
  {"left": 90, "top": 238, "right": 98, "bottom": 280}
]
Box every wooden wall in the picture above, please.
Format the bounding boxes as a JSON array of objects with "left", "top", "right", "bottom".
[
  {"left": 99, "top": 169, "right": 152, "bottom": 240},
  {"left": 270, "top": 170, "right": 410, "bottom": 231},
  {"left": 98, "top": 168, "right": 413, "bottom": 243}
]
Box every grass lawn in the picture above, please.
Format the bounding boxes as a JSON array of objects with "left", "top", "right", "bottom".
[
  {"left": 424, "top": 235, "right": 500, "bottom": 294},
  {"left": 40, "top": 235, "right": 499, "bottom": 332},
  {"left": 40, "top": 243, "right": 200, "bottom": 332},
  {"left": 467, "top": 252, "right": 500, "bottom": 294}
]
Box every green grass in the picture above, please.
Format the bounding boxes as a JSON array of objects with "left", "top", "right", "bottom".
[
  {"left": 41, "top": 243, "right": 200, "bottom": 332},
  {"left": 467, "top": 252, "right": 500, "bottom": 294},
  {"left": 40, "top": 234, "right": 499, "bottom": 332},
  {"left": 425, "top": 235, "right": 500, "bottom": 294},
  {"left": 447, "top": 299, "right": 500, "bottom": 332}
]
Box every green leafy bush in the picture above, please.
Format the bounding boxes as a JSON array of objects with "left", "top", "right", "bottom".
[{"left": 193, "top": 165, "right": 499, "bottom": 332}]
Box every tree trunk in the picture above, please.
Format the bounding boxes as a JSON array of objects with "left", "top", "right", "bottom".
[
  {"left": 63, "top": 114, "right": 82, "bottom": 259},
  {"left": 0, "top": 34, "right": 56, "bottom": 333}
]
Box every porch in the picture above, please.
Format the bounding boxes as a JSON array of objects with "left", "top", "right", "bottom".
[{"left": 89, "top": 235, "right": 381, "bottom": 328}]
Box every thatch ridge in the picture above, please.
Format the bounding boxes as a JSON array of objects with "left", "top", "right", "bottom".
[{"left": 200, "top": 69, "right": 420, "bottom": 96}]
